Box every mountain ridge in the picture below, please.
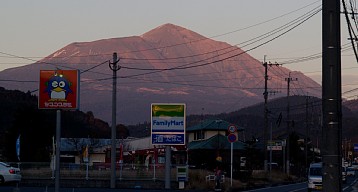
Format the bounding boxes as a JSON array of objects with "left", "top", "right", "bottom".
[{"left": 0, "top": 23, "right": 321, "bottom": 124}]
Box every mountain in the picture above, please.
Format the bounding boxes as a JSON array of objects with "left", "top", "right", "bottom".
[
  {"left": 343, "top": 99, "right": 358, "bottom": 112},
  {"left": 0, "top": 23, "right": 321, "bottom": 124},
  {"left": 187, "top": 95, "right": 358, "bottom": 143}
]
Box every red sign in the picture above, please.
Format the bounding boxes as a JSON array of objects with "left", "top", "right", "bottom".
[
  {"left": 38, "top": 70, "right": 80, "bottom": 109},
  {"left": 228, "top": 133, "right": 238, "bottom": 143},
  {"left": 228, "top": 124, "right": 237, "bottom": 133}
]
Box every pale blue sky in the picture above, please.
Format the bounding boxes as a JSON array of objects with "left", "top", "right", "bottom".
[{"left": 1, "top": 0, "right": 357, "bottom": 97}]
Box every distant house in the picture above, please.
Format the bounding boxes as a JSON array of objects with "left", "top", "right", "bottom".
[
  {"left": 59, "top": 119, "right": 247, "bottom": 169},
  {"left": 186, "top": 119, "right": 245, "bottom": 143},
  {"left": 60, "top": 138, "right": 112, "bottom": 165},
  {"left": 186, "top": 119, "right": 246, "bottom": 169},
  {"left": 59, "top": 137, "right": 180, "bottom": 166}
]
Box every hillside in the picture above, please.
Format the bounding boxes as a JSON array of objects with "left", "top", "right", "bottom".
[
  {"left": 208, "top": 95, "right": 358, "bottom": 143},
  {"left": 0, "top": 23, "right": 321, "bottom": 124},
  {"left": 2, "top": 87, "right": 358, "bottom": 162},
  {"left": 0, "top": 87, "right": 110, "bottom": 162},
  {"left": 344, "top": 99, "right": 358, "bottom": 112}
]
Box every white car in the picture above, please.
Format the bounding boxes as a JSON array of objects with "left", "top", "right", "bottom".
[
  {"left": 347, "top": 167, "right": 355, "bottom": 176},
  {"left": 308, "top": 162, "right": 322, "bottom": 191},
  {"left": 352, "top": 163, "right": 358, "bottom": 170},
  {"left": 0, "top": 162, "right": 21, "bottom": 184}
]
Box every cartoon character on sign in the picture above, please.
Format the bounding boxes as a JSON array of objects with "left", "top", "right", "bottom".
[{"left": 44, "top": 72, "right": 73, "bottom": 101}]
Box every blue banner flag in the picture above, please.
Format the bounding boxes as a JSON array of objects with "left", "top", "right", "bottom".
[{"left": 16, "top": 135, "right": 20, "bottom": 161}]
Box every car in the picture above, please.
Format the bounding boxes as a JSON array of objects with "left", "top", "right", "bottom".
[
  {"left": 347, "top": 167, "right": 355, "bottom": 176},
  {"left": 308, "top": 162, "right": 322, "bottom": 192},
  {"left": 342, "top": 166, "right": 347, "bottom": 183},
  {"left": 0, "top": 162, "right": 21, "bottom": 184},
  {"left": 267, "top": 162, "right": 279, "bottom": 170},
  {"left": 352, "top": 162, "right": 358, "bottom": 170}
]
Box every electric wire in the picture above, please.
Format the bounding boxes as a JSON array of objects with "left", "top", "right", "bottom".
[
  {"left": 0, "top": 1, "right": 322, "bottom": 62},
  {"left": 1, "top": 4, "right": 322, "bottom": 83},
  {"left": 0, "top": 4, "right": 322, "bottom": 90},
  {"left": 120, "top": 5, "right": 322, "bottom": 72},
  {"left": 114, "top": 8, "right": 322, "bottom": 80},
  {"left": 0, "top": 2, "right": 328, "bottom": 97},
  {"left": 343, "top": 0, "right": 358, "bottom": 63},
  {"left": 349, "top": 0, "right": 358, "bottom": 31}
]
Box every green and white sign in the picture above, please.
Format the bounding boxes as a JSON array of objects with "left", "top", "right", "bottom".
[{"left": 151, "top": 103, "right": 186, "bottom": 145}]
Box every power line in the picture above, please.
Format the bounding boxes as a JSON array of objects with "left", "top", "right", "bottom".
[
  {"left": 119, "top": 5, "right": 322, "bottom": 72},
  {"left": 0, "top": 4, "right": 323, "bottom": 95},
  {"left": 342, "top": 0, "right": 358, "bottom": 63},
  {"left": 0, "top": 1, "right": 322, "bottom": 63},
  {"left": 0, "top": 4, "right": 321, "bottom": 83},
  {"left": 114, "top": 8, "right": 322, "bottom": 80}
]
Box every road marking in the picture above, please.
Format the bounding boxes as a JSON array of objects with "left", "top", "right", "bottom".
[
  {"left": 343, "top": 177, "right": 358, "bottom": 191},
  {"left": 244, "top": 182, "right": 306, "bottom": 191}
]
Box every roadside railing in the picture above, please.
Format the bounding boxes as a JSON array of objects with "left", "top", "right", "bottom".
[{"left": 14, "top": 162, "right": 183, "bottom": 181}]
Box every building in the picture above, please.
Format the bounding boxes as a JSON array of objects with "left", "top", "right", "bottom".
[
  {"left": 186, "top": 119, "right": 246, "bottom": 170},
  {"left": 59, "top": 119, "right": 247, "bottom": 171}
]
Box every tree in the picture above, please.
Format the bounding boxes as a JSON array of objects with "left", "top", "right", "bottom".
[{"left": 117, "top": 124, "right": 129, "bottom": 139}]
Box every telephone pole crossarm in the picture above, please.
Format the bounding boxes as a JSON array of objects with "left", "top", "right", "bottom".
[
  {"left": 263, "top": 57, "right": 268, "bottom": 172},
  {"left": 284, "top": 72, "right": 297, "bottom": 175},
  {"left": 110, "top": 52, "right": 120, "bottom": 189}
]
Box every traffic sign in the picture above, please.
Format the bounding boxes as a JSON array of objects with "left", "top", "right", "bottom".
[
  {"left": 354, "top": 144, "right": 358, "bottom": 152},
  {"left": 228, "top": 125, "right": 237, "bottom": 133},
  {"left": 267, "top": 145, "right": 283, "bottom": 150},
  {"left": 228, "top": 133, "right": 238, "bottom": 143},
  {"left": 267, "top": 140, "right": 283, "bottom": 151}
]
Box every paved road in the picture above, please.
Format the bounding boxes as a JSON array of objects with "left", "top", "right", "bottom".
[
  {"left": 243, "top": 176, "right": 358, "bottom": 192},
  {"left": 0, "top": 186, "right": 205, "bottom": 192},
  {"left": 2, "top": 175, "right": 358, "bottom": 192}
]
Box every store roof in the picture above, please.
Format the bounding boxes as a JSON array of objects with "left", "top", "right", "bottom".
[
  {"left": 188, "top": 134, "right": 246, "bottom": 150},
  {"left": 186, "top": 119, "right": 244, "bottom": 132}
]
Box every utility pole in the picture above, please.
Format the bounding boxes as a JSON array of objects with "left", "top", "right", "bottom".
[
  {"left": 322, "top": 0, "right": 342, "bottom": 191},
  {"left": 285, "top": 72, "right": 297, "bottom": 175},
  {"left": 263, "top": 55, "right": 268, "bottom": 172},
  {"left": 305, "top": 95, "right": 309, "bottom": 174},
  {"left": 55, "top": 110, "right": 61, "bottom": 192},
  {"left": 263, "top": 58, "right": 280, "bottom": 174},
  {"left": 109, "top": 52, "right": 120, "bottom": 189}
]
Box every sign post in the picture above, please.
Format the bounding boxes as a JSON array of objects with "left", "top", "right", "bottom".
[
  {"left": 151, "top": 103, "right": 186, "bottom": 189},
  {"left": 227, "top": 124, "right": 238, "bottom": 187},
  {"left": 39, "top": 70, "right": 79, "bottom": 192},
  {"left": 83, "top": 145, "right": 89, "bottom": 180}
]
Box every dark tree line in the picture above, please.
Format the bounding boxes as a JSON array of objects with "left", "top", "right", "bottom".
[{"left": 0, "top": 87, "right": 124, "bottom": 162}]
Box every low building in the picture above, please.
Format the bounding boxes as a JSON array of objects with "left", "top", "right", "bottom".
[
  {"left": 186, "top": 119, "right": 246, "bottom": 170},
  {"left": 59, "top": 119, "right": 247, "bottom": 171}
]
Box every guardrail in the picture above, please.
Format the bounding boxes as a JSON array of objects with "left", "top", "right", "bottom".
[
  {"left": 16, "top": 162, "right": 174, "bottom": 181},
  {"left": 205, "top": 174, "right": 225, "bottom": 183}
]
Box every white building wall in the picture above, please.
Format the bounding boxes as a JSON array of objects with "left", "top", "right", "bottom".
[
  {"left": 206, "top": 131, "right": 225, "bottom": 139},
  {"left": 90, "top": 154, "right": 106, "bottom": 165},
  {"left": 188, "top": 133, "right": 195, "bottom": 143},
  {"left": 188, "top": 130, "right": 226, "bottom": 142}
]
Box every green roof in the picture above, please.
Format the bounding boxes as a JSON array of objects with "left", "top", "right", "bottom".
[
  {"left": 188, "top": 134, "right": 245, "bottom": 150},
  {"left": 186, "top": 119, "right": 244, "bottom": 132}
]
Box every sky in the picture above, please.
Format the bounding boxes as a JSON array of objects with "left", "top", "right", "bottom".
[{"left": 1, "top": 0, "right": 358, "bottom": 99}]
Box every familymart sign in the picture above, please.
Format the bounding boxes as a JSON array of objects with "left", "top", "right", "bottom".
[{"left": 151, "top": 103, "right": 186, "bottom": 145}]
